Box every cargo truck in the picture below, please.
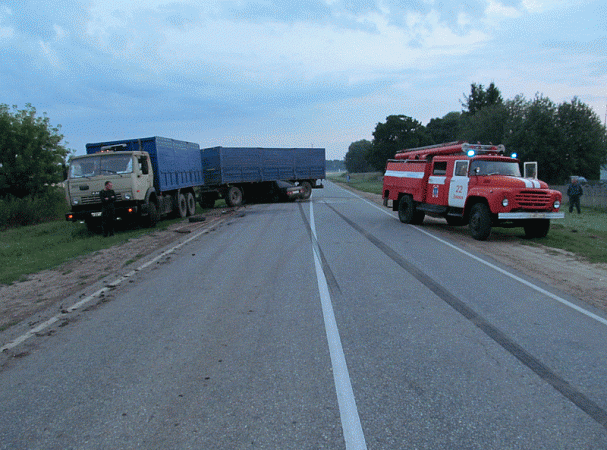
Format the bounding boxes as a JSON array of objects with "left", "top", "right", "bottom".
[
  {"left": 198, "top": 147, "right": 326, "bottom": 207},
  {"left": 65, "top": 137, "right": 203, "bottom": 231}
]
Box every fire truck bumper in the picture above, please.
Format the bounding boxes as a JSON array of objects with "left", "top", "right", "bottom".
[{"left": 498, "top": 212, "right": 565, "bottom": 220}]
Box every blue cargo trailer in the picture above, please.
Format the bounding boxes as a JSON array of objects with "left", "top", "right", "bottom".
[
  {"left": 199, "top": 147, "right": 326, "bottom": 207},
  {"left": 65, "top": 137, "right": 203, "bottom": 230}
]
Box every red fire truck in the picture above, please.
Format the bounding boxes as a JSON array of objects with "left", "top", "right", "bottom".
[{"left": 382, "top": 141, "right": 564, "bottom": 240}]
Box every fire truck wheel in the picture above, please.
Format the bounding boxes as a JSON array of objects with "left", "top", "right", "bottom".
[
  {"left": 186, "top": 192, "right": 196, "bottom": 216},
  {"left": 398, "top": 195, "right": 415, "bottom": 224},
  {"left": 524, "top": 219, "right": 550, "bottom": 238},
  {"left": 469, "top": 203, "right": 491, "bottom": 240}
]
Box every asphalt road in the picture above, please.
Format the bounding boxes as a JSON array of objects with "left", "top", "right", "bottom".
[{"left": 2, "top": 181, "right": 607, "bottom": 449}]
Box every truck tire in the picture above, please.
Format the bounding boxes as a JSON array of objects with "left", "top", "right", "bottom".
[
  {"left": 177, "top": 193, "right": 188, "bottom": 218},
  {"left": 144, "top": 202, "right": 159, "bottom": 228},
  {"left": 524, "top": 219, "right": 550, "bottom": 238},
  {"left": 225, "top": 186, "right": 243, "bottom": 207},
  {"left": 300, "top": 181, "right": 312, "bottom": 200},
  {"left": 469, "top": 203, "right": 491, "bottom": 240},
  {"left": 398, "top": 195, "right": 415, "bottom": 224},
  {"left": 186, "top": 192, "right": 196, "bottom": 216}
]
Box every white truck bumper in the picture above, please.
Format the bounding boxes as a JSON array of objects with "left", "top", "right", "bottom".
[{"left": 498, "top": 212, "right": 565, "bottom": 220}]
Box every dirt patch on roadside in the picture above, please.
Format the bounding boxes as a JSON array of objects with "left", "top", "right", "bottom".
[
  {"left": 349, "top": 187, "right": 607, "bottom": 313},
  {"left": 0, "top": 208, "right": 239, "bottom": 332}
]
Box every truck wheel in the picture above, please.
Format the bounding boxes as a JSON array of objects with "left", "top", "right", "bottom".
[
  {"left": 469, "top": 203, "right": 491, "bottom": 240},
  {"left": 143, "top": 202, "right": 159, "bottom": 228},
  {"left": 186, "top": 192, "right": 196, "bottom": 216},
  {"left": 300, "top": 181, "right": 312, "bottom": 200},
  {"left": 398, "top": 195, "right": 415, "bottom": 224},
  {"left": 177, "top": 193, "right": 188, "bottom": 218},
  {"left": 226, "top": 186, "right": 243, "bottom": 207},
  {"left": 524, "top": 219, "right": 550, "bottom": 238}
]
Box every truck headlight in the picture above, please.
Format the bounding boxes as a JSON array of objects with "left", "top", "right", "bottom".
[
  {"left": 502, "top": 198, "right": 509, "bottom": 207},
  {"left": 553, "top": 200, "right": 560, "bottom": 209},
  {"left": 124, "top": 193, "right": 132, "bottom": 200},
  {"left": 72, "top": 198, "right": 80, "bottom": 205}
]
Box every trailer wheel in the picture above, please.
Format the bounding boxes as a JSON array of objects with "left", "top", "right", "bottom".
[
  {"left": 469, "top": 203, "right": 491, "bottom": 240},
  {"left": 524, "top": 219, "right": 550, "bottom": 238},
  {"left": 186, "top": 192, "right": 196, "bottom": 216},
  {"left": 226, "top": 186, "right": 243, "bottom": 207},
  {"left": 300, "top": 181, "right": 312, "bottom": 200},
  {"left": 177, "top": 193, "right": 188, "bottom": 218},
  {"left": 398, "top": 195, "right": 415, "bottom": 223}
]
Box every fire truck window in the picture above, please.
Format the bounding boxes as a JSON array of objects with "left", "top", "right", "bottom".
[
  {"left": 454, "top": 161, "right": 468, "bottom": 176},
  {"left": 433, "top": 161, "right": 447, "bottom": 175}
]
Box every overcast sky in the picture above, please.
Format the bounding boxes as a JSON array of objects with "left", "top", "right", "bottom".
[{"left": 1, "top": 0, "right": 606, "bottom": 160}]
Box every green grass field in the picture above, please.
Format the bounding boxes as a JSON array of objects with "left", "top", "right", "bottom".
[
  {"left": 0, "top": 201, "right": 226, "bottom": 285},
  {"left": 329, "top": 172, "right": 607, "bottom": 264}
]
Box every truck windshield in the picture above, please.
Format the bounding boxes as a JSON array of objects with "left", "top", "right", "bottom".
[
  {"left": 69, "top": 154, "right": 133, "bottom": 179},
  {"left": 469, "top": 160, "right": 521, "bottom": 177}
]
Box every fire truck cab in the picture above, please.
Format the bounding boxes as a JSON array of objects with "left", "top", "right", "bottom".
[{"left": 382, "top": 141, "right": 564, "bottom": 240}]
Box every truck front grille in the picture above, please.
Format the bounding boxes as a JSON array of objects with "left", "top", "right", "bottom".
[
  {"left": 80, "top": 193, "right": 123, "bottom": 205},
  {"left": 515, "top": 190, "right": 551, "bottom": 209}
]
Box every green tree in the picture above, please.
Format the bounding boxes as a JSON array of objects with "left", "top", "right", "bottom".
[
  {"left": 0, "top": 104, "right": 72, "bottom": 198},
  {"left": 458, "top": 103, "right": 508, "bottom": 145},
  {"left": 555, "top": 97, "right": 607, "bottom": 181},
  {"left": 367, "top": 115, "right": 432, "bottom": 171},
  {"left": 426, "top": 111, "right": 462, "bottom": 144},
  {"left": 503, "top": 95, "right": 563, "bottom": 183},
  {"left": 462, "top": 82, "right": 503, "bottom": 115},
  {"left": 344, "top": 140, "right": 372, "bottom": 173}
]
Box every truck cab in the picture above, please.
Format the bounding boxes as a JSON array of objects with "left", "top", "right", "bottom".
[{"left": 65, "top": 150, "right": 154, "bottom": 230}]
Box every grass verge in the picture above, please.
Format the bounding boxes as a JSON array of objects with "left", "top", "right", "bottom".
[
  {"left": 0, "top": 201, "right": 222, "bottom": 286},
  {"left": 329, "top": 172, "right": 607, "bottom": 264}
]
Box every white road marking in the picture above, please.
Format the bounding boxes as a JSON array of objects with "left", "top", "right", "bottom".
[
  {"left": 309, "top": 201, "right": 367, "bottom": 450},
  {"left": 336, "top": 183, "right": 607, "bottom": 327},
  {"left": 1, "top": 219, "right": 226, "bottom": 353}
]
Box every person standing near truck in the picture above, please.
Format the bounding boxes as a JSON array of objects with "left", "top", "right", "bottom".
[
  {"left": 567, "top": 177, "right": 583, "bottom": 214},
  {"left": 100, "top": 181, "right": 116, "bottom": 236}
]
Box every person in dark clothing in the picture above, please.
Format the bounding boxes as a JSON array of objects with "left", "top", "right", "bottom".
[
  {"left": 567, "top": 177, "right": 583, "bottom": 214},
  {"left": 100, "top": 181, "right": 116, "bottom": 236}
]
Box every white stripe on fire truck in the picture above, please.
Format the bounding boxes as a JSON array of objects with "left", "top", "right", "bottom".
[{"left": 384, "top": 170, "right": 425, "bottom": 179}]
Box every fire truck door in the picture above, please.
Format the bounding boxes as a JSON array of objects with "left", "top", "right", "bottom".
[
  {"left": 448, "top": 160, "right": 469, "bottom": 208},
  {"left": 427, "top": 161, "right": 448, "bottom": 205}
]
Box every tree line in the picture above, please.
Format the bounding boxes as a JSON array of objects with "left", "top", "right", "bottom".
[{"left": 344, "top": 83, "right": 607, "bottom": 184}]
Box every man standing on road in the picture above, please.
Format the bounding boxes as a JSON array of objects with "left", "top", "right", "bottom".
[
  {"left": 567, "top": 177, "right": 583, "bottom": 214},
  {"left": 100, "top": 181, "right": 116, "bottom": 236}
]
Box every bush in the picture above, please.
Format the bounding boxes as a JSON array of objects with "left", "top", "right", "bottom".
[{"left": 0, "top": 188, "right": 67, "bottom": 229}]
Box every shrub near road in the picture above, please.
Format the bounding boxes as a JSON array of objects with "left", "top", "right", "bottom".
[{"left": 330, "top": 172, "right": 607, "bottom": 264}]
